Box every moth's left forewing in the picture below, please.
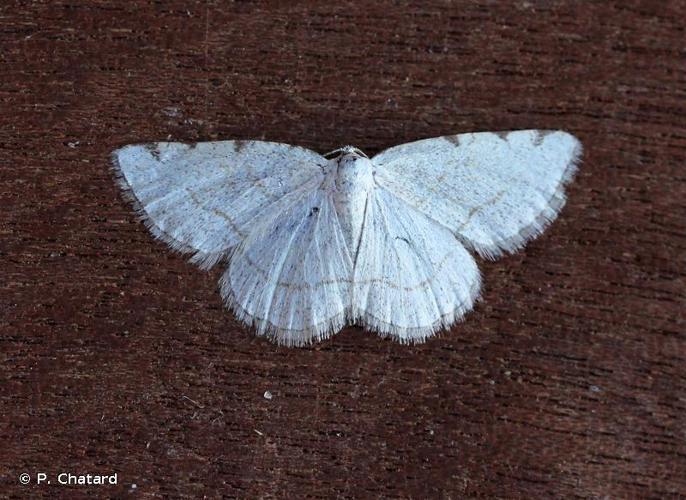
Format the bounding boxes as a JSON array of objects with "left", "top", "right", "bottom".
[
  {"left": 373, "top": 130, "right": 582, "bottom": 259},
  {"left": 507, "top": 130, "right": 581, "bottom": 180}
]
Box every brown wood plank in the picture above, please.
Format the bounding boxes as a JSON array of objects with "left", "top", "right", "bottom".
[{"left": 1, "top": 1, "right": 685, "bottom": 497}]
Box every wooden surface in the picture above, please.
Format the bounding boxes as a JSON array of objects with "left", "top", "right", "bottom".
[{"left": 2, "top": 1, "right": 685, "bottom": 498}]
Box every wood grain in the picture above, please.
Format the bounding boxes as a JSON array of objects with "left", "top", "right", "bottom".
[{"left": 1, "top": 1, "right": 685, "bottom": 497}]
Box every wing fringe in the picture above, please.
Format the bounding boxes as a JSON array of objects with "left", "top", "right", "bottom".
[
  {"left": 465, "top": 139, "right": 582, "bottom": 260},
  {"left": 218, "top": 272, "right": 350, "bottom": 347},
  {"left": 110, "top": 150, "right": 226, "bottom": 270},
  {"left": 354, "top": 270, "right": 482, "bottom": 344}
]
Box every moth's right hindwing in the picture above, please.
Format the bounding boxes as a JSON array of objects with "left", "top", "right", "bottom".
[{"left": 220, "top": 187, "right": 354, "bottom": 346}]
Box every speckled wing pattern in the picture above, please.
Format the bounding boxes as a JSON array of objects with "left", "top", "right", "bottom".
[
  {"left": 112, "top": 141, "right": 324, "bottom": 269},
  {"left": 113, "top": 130, "right": 581, "bottom": 346},
  {"left": 373, "top": 130, "right": 581, "bottom": 259}
]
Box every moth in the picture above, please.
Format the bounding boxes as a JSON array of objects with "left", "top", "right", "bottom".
[{"left": 112, "top": 130, "right": 581, "bottom": 345}]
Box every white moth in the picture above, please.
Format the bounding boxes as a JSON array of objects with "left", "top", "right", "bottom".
[{"left": 112, "top": 130, "right": 581, "bottom": 346}]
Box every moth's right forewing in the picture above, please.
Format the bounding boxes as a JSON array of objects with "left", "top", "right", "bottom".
[{"left": 112, "top": 140, "right": 325, "bottom": 268}]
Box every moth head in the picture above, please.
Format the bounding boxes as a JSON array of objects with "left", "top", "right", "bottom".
[
  {"left": 324, "top": 145, "right": 369, "bottom": 163},
  {"left": 321, "top": 146, "right": 373, "bottom": 191}
]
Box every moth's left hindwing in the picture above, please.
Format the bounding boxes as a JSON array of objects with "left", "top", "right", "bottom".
[{"left": 352, "top": 187, "right": 481, "bottom": 343}]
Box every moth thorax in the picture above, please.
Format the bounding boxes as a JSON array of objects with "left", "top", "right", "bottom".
[{"left": 332, "top": 154, "right": 374, "bottom": 256}]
